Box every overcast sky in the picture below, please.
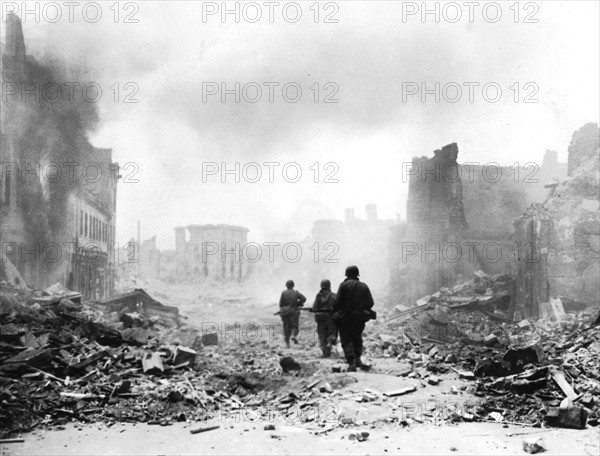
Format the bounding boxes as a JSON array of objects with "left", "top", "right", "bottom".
[{"left": 12, "top": 1, "right": 600, "bottom": 249}]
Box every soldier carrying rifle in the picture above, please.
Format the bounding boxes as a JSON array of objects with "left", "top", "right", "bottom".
[
  {"left": 309, "top": 279, "right": 338, "bottom": 358},
  {"left": 278, "top": 280, "right": 306, "bottom": 348},
  {"left": 333, "top": 265, "right": 376, "bottom": 372}
]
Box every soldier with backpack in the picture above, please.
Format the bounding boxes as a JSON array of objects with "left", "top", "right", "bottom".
[
  {"left": 311, "top": 279, "right": 338, "bottom": 358},
  {"left": 333, "top": 266, "right": 375, "bottom": 372}
]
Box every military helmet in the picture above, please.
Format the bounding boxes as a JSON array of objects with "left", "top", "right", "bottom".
[{"left": 345, "top": 265, "right": 359, "bottom": 278}]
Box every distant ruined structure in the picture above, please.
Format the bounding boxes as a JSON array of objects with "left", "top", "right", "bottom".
[
  {"left": 174, "top": 224, "right": 250, "bottom": 281},
  {"left": 311, "top": 204, "right": 395, "bottom": 294}
]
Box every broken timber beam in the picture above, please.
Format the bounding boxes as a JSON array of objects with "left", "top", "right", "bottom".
[{"left": 549, "top": 367, "right": 578, "bottom": 401}]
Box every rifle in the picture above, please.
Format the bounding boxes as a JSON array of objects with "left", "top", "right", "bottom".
[
  {"left": 273, "top": 307, "right": 330, "bottom": 316},
  {"left": 303, "top": 308, "right": 378, "bottom": 321},
  {"left": 274, "top": 308, "right": 377, "bottom": 320}
]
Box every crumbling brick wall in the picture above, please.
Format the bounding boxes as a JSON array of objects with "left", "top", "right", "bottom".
[{"left": 546, "top": 123, "right": 600, "bottom": 303}]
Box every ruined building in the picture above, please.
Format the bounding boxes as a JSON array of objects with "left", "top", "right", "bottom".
[
  {"left": 514, "top": 123, "right": 600, "bottom": 318},
  {"left": 391, "top": 144, "right": 472, "bottom": 303},
  {"left": 174, "top": 224, "right": 250, "bottom": 281},
  {"left": 139, "top": 236, "right": 161, "bottom": 279},
  {"left": 0, "top": 14, "right": 118, "bottom": 299},
  {"left": 311, "top": 205, "right": 395, "bottom": 293},
  {"left": 116, "top": 236, "right": 161, "bottom": 283},
  {"left": 391, "top": 142, "right": 571, "bottom": 305}
]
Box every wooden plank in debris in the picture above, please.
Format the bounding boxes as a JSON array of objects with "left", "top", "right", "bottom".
[
  {"left": 387, "top": 302, "right": 430, "bottom": 321},
  {"left": 31, "top": 367, "right": 66, "bottom": 384},
  {"left": 60, "top": 392, "right": 105, "bottom": 400},
  {"left": 2, "top": 348, "right": 52, "bottom": 368},
  {"left": 314, "top": 425, "right": 337, "bottom": 435},
  {"left": 305, "top": 378, "right": 321, "bottom": 390},
  {"left": 550, "top": 368, "right": 578, "bottom": 401},
  {"left": 449, "top": 366, "right": 475, "bottom": 379},
  {"left": 422, "top": 337, "right": 447, "bottom": 345},
  {"left": 69, "top": 349, "right": 110, "bottom": 371},
  {"left": 184, "top": 376, "right": 205, "bottom": 408},
  {"left": 383, "top": 386, "right": 416, "bottom": 397},
  {"left": 190, "top": 425, "right": 220, "bottom": 434},
  {"left": 142, "top": 352, "right": 164, "bottom": 374}
]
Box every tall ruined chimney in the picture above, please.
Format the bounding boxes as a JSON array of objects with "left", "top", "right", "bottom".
[
  {"left": 543, "top": 150, "right": 558, "bottom": 167},
  {"left": 5, "top": 13, "right": 26, "bottom": 57},
  {"left": 366, "top": 204, "right": 378, "bottom": 222},
  {"left": 2, "top": 14, "right": 27, "bottom": 89}
]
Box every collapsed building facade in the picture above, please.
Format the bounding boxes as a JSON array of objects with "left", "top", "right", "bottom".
[
  {"left": 174, "top": 224, "right": 250, "bottom": 281},
  {"left": 390, "top": 130, "right": 597, "bottom": 318},
  {"left": 115, "top": 236, "right": 162, "bottom": 284},
  {"left": 139, "top": 236, "right": 161, "bottom": 279},
  {"left": 0, "top": 14, "right": 118, "bottom": 299}
]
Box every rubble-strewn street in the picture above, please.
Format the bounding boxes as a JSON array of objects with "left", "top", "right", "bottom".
[{"left": 2, "top": 279, "right": 600, "bottom": 455}]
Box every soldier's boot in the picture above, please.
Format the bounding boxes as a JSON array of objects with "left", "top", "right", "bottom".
[
  {"left": 355, "top": 358, "right": 371, "bottom": 371},
  {"left": 346, "top": 358, "right": 357, "bottom": 372}
]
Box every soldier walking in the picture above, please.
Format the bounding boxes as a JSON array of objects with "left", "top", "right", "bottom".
[
  {"left": 312, "top": 279, "right": 338, "bottom": 358},
  {"left": 279, "top": 280, "right": 306, "bottom": 348},
  {"left": 333, "top": 266, "right": 375, "bottom": 372}
]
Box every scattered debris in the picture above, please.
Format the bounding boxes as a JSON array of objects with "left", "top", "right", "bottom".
[
  {"left": 427, "top": 375, "right": 440, "bottom": 385},
  {"left": 348, "top": 431, "right": 369, "bottom": 442},
  {"left": 522, "top": 437, "right": 546, "bottom": 454},
  {"left": 383, "top": 386, "right": 416, "bottom": 397},
  {"left": 202, "top": 333, "right": 219, "bottom": 346},
  {"left": 545, "top": 400, "right": 588, "bottom": 430},
  {"left": 0, "top": 438, "right": 25, "bottom": 444},
  {"left": 279, "top": 356, "right": 301, "bottom": 373},
  {"left": 100, "top": 289, "right": 180, "bottom": 328},
  {"left": 190, "top": 425, "right": 220, "bottom": 434}
]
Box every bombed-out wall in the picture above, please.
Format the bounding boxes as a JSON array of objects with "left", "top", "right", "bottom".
[
  {"left": 398, "top": 143, "right": 471, "bottom": 303},
  {"left": 392, "top": 142, "right": 568, "bottom": 306}
]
